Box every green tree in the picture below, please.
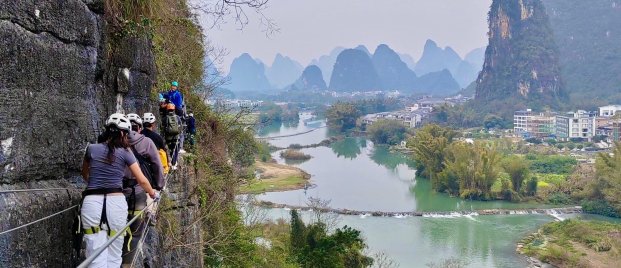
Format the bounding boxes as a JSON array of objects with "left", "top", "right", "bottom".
[
  {"left": 367, "top": 119, "right": 407, "bottom": 145},
  {"left": 408, "top": 124, "right": 457, "bottom": 191},
  {"left": 525, "top": 176, "right": 538, "bottom": 196},
  {"left": 594, "top": 143, "right": 621, "bottom": 215},
  {"left": 326, "top": 102, "right": 361, "bottom": 132},
  {"left": 289, "top": 213, "right": 373, "bottom": 268},
  {"left": 502, "top": 156, "right": 530, "bottom": 193},
  {"left": 439, "top": 141, "right": 501, "bottom": 200},
  {"left": 290, "top": 209, "right": 306, "bottom": 256}
]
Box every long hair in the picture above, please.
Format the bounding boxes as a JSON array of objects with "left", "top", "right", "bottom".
[{"left": 105, "top": 126, "right": 129, "bottom": 164}]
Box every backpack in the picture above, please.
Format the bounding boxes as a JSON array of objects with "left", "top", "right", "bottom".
[
  {"left": 159, "top": 148, "right": 170, "bottom": 174},
  {"left": 164, "top": 113, "right": 181, "bottom": 136},
  {"left": 129, "top": 146, "right": 155, "bottom": 187}
]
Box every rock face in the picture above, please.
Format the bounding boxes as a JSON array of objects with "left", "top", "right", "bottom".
[
  {"left": 543, "top": 0, "right": 621, "bottom": 106},
  {"left": 226, "top": 53, "right": 272, "bottom": 92},
  {"left": 265, "top": 53, "right": 303, "bottom": 89},
  {"left": 310, "top": 47, "right": 345, "bottom": 83},
  {"left": 414, "top": 39, "right": 462, "bottom": 76},
  {"left": 476, "top": 0, "right": 565, "bottom": 113},
  {"left": 133, "top": 156, "right": 203, "bottom": 268},
  {"left": 329, "top": 49, "right": 381, "bottom": 91},
  {"left": 371, "top": 44, "right": 417, "bottom": 92},
  {"left": 413, "top": 69, "right": 461, "bottom": 96},
  {"left": 290, "top": 65, "right": 327, "bottom": 91},
  {"left": 0, "top": 1, "right": 199, "bottom": 267}
]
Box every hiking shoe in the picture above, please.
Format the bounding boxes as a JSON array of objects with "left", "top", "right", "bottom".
[
  {"left": 179, "top": 149, "right": 186, "bottom": 154},
  {"left": 171, "top": 165, "right": 178, "bottom": 170}
]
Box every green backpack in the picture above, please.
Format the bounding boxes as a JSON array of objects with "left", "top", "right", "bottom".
[{"left": 165, "top": 114, "right": 181, "bottom": 136}]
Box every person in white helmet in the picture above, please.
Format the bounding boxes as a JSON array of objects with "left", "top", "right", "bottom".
[
  {"left": 122, "top": 113, "right": 165, "bottom": 266},
  {"left": 80, "top": 113, "right": 158, "bottom": 268},
  {"left": 141, "top": 112, "right": 170, "bottom": 174}
]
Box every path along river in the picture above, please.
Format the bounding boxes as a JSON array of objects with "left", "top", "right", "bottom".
[{"left": 251, "top": 113, "right": 616, "bottom": 267}]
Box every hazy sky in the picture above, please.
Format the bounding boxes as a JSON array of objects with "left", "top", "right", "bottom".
[{"left": 201, "top": 0, "right": 492, "bottom": 72}]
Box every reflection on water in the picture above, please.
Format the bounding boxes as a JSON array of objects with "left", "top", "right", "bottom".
[
  {"left": 330, "top": 137, "right": 364, "bottom": 159},
  {"left": 259, "top": 207, "right": 549, "bottom": 267},
  {"left": 253, "top": 117, "right": 618, "bottom": 267}
]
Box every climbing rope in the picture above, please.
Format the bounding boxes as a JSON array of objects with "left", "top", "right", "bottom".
[
  {"left": 0, "top": 205, "right": 79, "bottom": 236},
  {"left": 0, "top": 188, "right": 73, "bottom": 194}
]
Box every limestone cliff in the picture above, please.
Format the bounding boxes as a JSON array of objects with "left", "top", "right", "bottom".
[
  {"left": 475, "top": 0, "right": 565, "bottom": 115},
  {"left": 0, "top": 1, "right": 197, "bottom": 266}
]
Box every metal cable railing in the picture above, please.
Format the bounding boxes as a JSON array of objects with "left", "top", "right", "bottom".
[
  {"left": 0, "top": 188, "right": 73, "bottom": 194},
  {"left": 0, "top": 205, "right": 79, "bottom": 236}
]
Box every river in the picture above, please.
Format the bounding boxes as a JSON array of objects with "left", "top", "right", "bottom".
[{"left": 252, "top": 113, "right": 608, "bottom": 267}]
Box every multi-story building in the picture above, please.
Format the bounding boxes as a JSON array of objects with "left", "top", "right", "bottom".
[
  {"left": 555, "top": 110, "right": 597, "bottom": 141},
  {"left": 599, "top": 105, "right": 621, "bottom": 117},
  {"left": 513, "top": 109, "right": 556, "bottom": 138}
]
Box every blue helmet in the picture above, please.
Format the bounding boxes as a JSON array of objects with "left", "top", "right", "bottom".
[{"left": 171, "top": 81, "right": 179, "bottom": 87}]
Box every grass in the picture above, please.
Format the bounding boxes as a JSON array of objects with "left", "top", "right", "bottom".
[
  {"left": 519, "top": 219, "right": 621, "bottom": 267},
  {"left": 239, "top": 161, "right": 310, "bottom": 194}
]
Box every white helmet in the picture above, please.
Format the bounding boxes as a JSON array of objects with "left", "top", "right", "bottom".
[
  {"left": 106, "top": 113, "right": 131, "bottom": 132},
  {"left": 143, "top": 113, "right": 156, "bottom": 124},
  {"left": 127, "top": 113, "right": 143, "bottom": 125}
]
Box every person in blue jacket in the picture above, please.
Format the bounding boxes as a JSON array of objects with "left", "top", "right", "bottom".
[{"left": 168, "top": 81, "right": 184, "bottom": 117}]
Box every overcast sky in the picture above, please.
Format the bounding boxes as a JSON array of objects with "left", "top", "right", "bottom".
[{"left": 200, "top": 0, "right": 492, "bottom": 71}]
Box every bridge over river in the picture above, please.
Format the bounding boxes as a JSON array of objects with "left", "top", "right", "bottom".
[{"left": 257, "top": 201, "right": 582, "bottom": 221}]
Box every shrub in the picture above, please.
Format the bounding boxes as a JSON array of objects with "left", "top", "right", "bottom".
[
  {"left": 547, "top": 192, "right": 572, "bottom": 205},
  {"left": 280, "top": 149, "right": 311, "bottom": 160},
  {"left": 581, "top": 200, "right": 621, "bottom": 218}
]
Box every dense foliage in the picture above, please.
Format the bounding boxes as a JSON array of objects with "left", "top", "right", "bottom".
[
  {"left": 326, "top": 98, "right": 401, "bottom": 132},
  {"left": 258, "top": 102, "right": 300, "bottom": 124},
  {"left": 290, "top": 210, "right": 373, "bottom": 268},
  {"left": 409, "top": 124, "right": 581, "bottom": 201},
  {"left": 367, "top": 119, "right": 407, "bottom": 145},
  {"left": 544, "top": 0, "right": 621, "bottom": 108},
  {"left": 526, "top": 154, "right": 577, "bottom": 174}
]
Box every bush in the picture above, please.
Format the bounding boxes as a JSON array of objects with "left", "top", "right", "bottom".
[
  {"left": 526, "top": 177, "right": 538, "bottom": 196},
  {"left": 280, "top": 149, "right": 311, "bottom": 160},
  {"left": 367, "top": 119, "right": 407, "bottom": 145},
  {"left": 581, "top": 200, "right": 621, "bottom": 218},
  {"left": 526, "top": 154, "right": 577, "bottom": 174},
  {"left": 526, "top": 137, "right": 542, "bottom": 144},
  {"left": 547, "top": 192, "right": 572, "bottom": 205}
]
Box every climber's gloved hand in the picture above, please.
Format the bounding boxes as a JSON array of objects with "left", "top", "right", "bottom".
[{"left": 150, "top": 190, "right": 161, "bottom": 201}]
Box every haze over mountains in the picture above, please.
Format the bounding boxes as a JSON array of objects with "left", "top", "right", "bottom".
[{"left": 223, "top": 40, "right": 485, "bottom": 96}]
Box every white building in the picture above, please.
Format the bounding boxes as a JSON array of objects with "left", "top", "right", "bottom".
[
  {"left": 598, "top": 105, "right": 621, "bottom": 117},
  {"left": 555, "top": 110, "right": 597, "bottom": 141}
]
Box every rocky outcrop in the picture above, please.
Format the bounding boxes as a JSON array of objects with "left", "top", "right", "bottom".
[
  {"left": 475, "top": 0, "right": 565, "bottom": 114},
  {"left": 371, "top": 44, "right": 417, "bottom": 92},
  {"left": 543, "top": 0, "right": 621, "bottom": 106},
  {"left": 265, "top": 53, "right": 303, "bottom": 89},
  {"left": 226, "top": 53, "right": 272, "bottom": 92},
  {"left": 329, "top": 49, "right": 381, "bottom": 91},
  {"left": 289, "top": 65, "right": 327, "bottom": 91},
  {"left": 134, "top": 156, "right": 203, "bottom": 268},
  {"left": 0, "top": 0, "right": 157, "bottom": 266}
]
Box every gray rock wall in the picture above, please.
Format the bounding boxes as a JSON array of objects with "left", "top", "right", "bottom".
[
  {"left": 135, "top": 156, "right": 203, "bottom": 268},
  {"left": 0, "top": 0, "right": 158, "bottom": 266}
]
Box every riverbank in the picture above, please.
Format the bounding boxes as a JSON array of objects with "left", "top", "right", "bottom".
[
  {"left": 239, "top": 161, "right": 311, "bottom": 194},
  {"left": 517, "top": 219, "right": 621, "bottom": 267}
]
